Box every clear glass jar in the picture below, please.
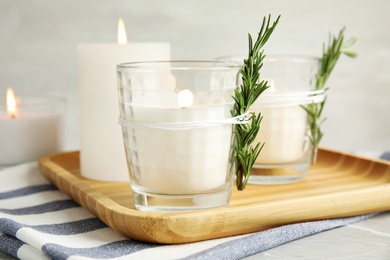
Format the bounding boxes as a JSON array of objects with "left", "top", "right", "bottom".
[
  {"left": 116, "top": 61, "right": 240, "bottom": 211},
  {"left": 219, "top": 55, "right": 324, "bottom": 185}
]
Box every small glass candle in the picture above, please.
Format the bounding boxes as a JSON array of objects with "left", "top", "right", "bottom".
[
  {"left": 218, "top": 55, "right": 325, "bottom": 184},
  {"left": 250, "top": 56, "right": 324, "bottom": 184},
  {"left": 0, "top": 88, "right": 65, "bottom": 165},
  {"left": 117, "top": 61, "right": 240, "bottom": 212}
]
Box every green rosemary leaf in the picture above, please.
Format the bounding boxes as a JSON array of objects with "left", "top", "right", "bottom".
[
  {"left": 343, "top": 50, "right": 358, "bottom": 58},
  {"left": 304, "top": 28, "right": 356, "bottom": 163},
  {"left": 232, "top": 15, "right": 280, "bottom": 190}
]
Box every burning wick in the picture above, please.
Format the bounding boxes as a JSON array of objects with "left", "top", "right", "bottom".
[
  {"left": 6, "top": 87, "right": 17, "bottom": 119},
  {"left": 177, "top": 89, "right": 193, "bottom": 109}
]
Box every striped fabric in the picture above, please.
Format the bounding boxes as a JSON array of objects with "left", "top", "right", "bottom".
[{"left": 0, "top": 152, "right": 389, "bottom": 260}]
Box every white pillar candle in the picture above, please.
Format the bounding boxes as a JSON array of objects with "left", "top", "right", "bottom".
[
  {"left": 78, "top": 18, "right": 170, "bottom": 182},
  {"left": 0, "top": 88, "right": 63, "bottom": 165}
]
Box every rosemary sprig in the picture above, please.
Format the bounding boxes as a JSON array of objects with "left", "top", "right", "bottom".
[
  {"left": 302, "top": 28, "right": 357, "bottom": 163},
  {"left": 232, "top": 15, "right": 280, "bottom": 190}
]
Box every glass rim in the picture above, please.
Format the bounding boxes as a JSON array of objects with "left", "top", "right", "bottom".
[
  {"left": 116, "top": 60, "right": 243, "bottom": 70},
  {"left": 217, "top": 54, "right": 320, "bottom": 63}
]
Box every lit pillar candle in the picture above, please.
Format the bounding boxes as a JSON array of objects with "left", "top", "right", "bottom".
[
  {"left": 78, "top": 18, "right": 170, "bottom": 182},
  {"left": 0, "top": 88, "right": 63, "bottom": 165}
]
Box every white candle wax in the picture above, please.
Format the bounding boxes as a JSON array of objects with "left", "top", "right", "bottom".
[
  {"left": 124, "top": 105, "right": 232, "bottom": 194},
  {"left": 0, "top": 113, "right": 61, "bottom": 165},
  {"left": 78, "top": 43, "right": 170, "bottom": 182},
  {"left": 252, "top": 104, "right": 308, "bottom": 164}
]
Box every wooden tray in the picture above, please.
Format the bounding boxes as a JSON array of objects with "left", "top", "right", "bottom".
[{"left": 38, "top": 148, "right": 390, "bottom": 244}]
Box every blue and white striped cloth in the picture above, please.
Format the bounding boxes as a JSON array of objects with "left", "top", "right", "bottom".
[{"left": 1, "top": 152, "right": 389, "bottom": 260}]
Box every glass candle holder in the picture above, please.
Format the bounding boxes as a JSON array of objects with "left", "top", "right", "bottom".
[
  {"left": 252, "top": 56, "right": 324, "bottom": 184},
  {"left": 218, "top": 55, "right": 324, "bottom": 185},
  {"left": 0, "top": 92, "right": 65, "bottom": 165},
  {"left": 116, "top": 61, "right": 240, "bottom": 212}
]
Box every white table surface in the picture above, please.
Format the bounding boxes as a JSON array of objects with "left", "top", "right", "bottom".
[{"left": 245, "top": 211, "right": 390, "bottom": 259}]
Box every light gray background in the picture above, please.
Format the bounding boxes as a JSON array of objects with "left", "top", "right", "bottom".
[{"left": 0, "top": 0, "right": 389, "bottom": 152}]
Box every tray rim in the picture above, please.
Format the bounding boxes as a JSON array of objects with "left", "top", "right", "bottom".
[{"left": 38, "top": 147, "right": 390, "bottom": 244}]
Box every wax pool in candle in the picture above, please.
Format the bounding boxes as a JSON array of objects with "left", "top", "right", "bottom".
[
  {"left": 78, "top": 18, "right": 170, "bottom": 182},
  {"left": 0, "top": 91, "right": 63, "bottom": 165}
]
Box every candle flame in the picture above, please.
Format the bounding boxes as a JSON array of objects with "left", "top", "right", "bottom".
[
  {"left": 117, "top": 17, "right": 127, "bottom": 44},
  {"left": 177, "top": 89, "right": 193, "bottom": 108},
  {"left": 6, "top": 87, "right": 17, "bottom": 118}
]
